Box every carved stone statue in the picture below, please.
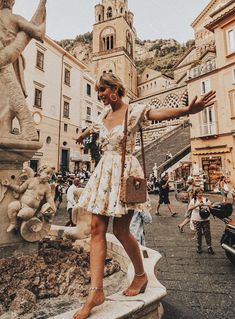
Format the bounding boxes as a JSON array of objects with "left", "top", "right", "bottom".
[
  {"left": 1, "top": 165, "right": 56, "bottom": 242},
  {"left": 0, "top": 0, "right": 46, "bottom": 141}
]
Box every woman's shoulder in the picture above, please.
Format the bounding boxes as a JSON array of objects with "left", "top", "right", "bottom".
[
  {"left": 128, "top": 102, "right": 154, "bottom": 129},
  {"left": 129, "top": 102, "right": 151, "bottom": 115},
  {"left": 90, "top": 107, "right": 110, "bottom": 133}
]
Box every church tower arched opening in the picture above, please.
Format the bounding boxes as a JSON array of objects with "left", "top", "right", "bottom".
[{"left": 92, "top": 0, "right": 137, "bottom": 100}]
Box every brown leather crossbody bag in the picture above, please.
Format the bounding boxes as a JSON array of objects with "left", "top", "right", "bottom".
[{"left": 120, "top": 109, "right": 147, "bottom": 204}]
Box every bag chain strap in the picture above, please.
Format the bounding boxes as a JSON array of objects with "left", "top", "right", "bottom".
[{"left": 121, "top": 109, "right": 147, "bottom": 179}]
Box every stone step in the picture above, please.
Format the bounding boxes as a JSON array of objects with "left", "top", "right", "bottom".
[{"left": 137, "top": 125, "right": 191, "bottom": 176}]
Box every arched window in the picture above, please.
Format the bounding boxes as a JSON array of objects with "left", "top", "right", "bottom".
[
  {"left": 164, "top": 94, "right": 180, "bottom": 120},
  {"left": 180, "top": 90, "right": 189, "bottom": 107},
  {"left": 149, "top": 98, "right": 162, "bottom": 109},
  {"left": 107, "top": 7, "right": 112, "bottom": 18},
  {"left": 149, "top": 99, "right": 163, "bottom": 124},
  {"left": 101, "top": 27, "right": 115, "bottom": 51},
  {"left": 126, "top": 31, "right": 133, "bottom": 57},
  {"left": 163, "top": 94, "right": 180, "bottom": 108},
  {"left": 98, "top": 14, "right": 101, "bottom": 22},
  {"left": 120, "top": 8, "right": 123, "bottom": 13}
]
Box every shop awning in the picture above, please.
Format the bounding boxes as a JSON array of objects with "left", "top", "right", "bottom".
[{"left": 192, "top": 148, "right": 231, "bottom": 155}]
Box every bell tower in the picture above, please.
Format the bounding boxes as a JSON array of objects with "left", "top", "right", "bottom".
[{"left": 92, "top": 0, "right": 137, "bottom": 100}]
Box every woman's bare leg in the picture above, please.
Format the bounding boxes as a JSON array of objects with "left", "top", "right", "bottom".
[
  {"left": 73, "top": 214, "right": 109, "bottom": 319},
  {"left": 178, "top": 217, "right": 190, "bottom": 231},
  {"left": 113, "top": 210, "right": 148, "bottom": 296}
]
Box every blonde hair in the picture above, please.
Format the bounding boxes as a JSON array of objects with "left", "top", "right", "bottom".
[{"left": 95, "top": 73, "right": 125, "bottom": 97}]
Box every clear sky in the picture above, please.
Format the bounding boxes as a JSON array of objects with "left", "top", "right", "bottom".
[{"left": 14, "top": 0, "right": 210, "bottom": 43}]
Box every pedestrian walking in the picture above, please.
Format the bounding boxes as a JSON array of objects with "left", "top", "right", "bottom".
[
  {"left": 155, "top": 172, "right": 177, "bottom": 217},
  {"left": 73, "top": 72, "right": 215, "bottom": 319},
  {"left": 166, "top": 151, "right": 172, "bottom": 160},
  {"left": 188, "top": 188, "right": 214, "bottom": 254},
  {"left": 54, "top": 178, "right": 63, "bottom": 210},
  {"left": 219, "top": 176, "right": 229, "bottom": 203},
  {"left": 66, "top": 178, "right": 80, "bottom": 226},
  {"left": 130, "top": 210, "right": 152, "bottom": 246},
  {"left": 230, "top": 185, "right": 235, "bottom": 204},
  {"left": 178, "top": 178, "right": 196, "bottom": 232}
]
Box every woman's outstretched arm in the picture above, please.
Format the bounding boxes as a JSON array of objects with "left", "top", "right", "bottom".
[{"left": 147, "top": 90, "right": 216, "bottom": 122}]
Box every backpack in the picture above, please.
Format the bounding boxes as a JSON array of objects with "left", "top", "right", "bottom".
[{"left": 194, "top": 198, "right": 210, "bottom": 219}]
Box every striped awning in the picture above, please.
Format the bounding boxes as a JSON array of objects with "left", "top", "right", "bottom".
[{"left": 192, "top": 148, "right": 231, "bottom": 155}]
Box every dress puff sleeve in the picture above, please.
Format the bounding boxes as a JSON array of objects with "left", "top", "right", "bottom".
[
  {"left": 128, "top": 103, "right": 155, "bottom": 131},
  {"left": 89, "top": 108, "right": 108, "bottom": 134}
]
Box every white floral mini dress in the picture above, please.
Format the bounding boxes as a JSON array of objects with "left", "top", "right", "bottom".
[{"left": 78, "top": 103, "right": 153, "bottom": 218}]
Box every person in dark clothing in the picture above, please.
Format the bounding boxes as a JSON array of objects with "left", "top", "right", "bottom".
[
  {"left": 54, "top": 179, "right": 63, "bottom": 210},
  {"left": 155, "top": 172, "right": 177, "bottom": 217}
]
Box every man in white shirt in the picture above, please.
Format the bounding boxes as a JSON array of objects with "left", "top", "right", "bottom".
[{"left": 66, "top": 178, "right": 80, "bottom": 226}]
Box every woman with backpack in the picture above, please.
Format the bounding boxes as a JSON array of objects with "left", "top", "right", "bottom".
[{"left": 188, "top": 188, "right": 214, "bottom": 254}]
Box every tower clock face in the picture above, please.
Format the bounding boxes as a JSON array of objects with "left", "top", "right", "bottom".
[{"left": 33, "top": 112, "right": 42, "bottom": 125}]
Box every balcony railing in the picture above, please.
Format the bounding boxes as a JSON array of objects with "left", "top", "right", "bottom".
[
  {"left": 70, "top": 151, "right": 91, "bottom": 162},
  {"left": 187, "top": 59, "right": 216, "bottom": 80},
  {"left": 200, "top": 122, "right": 218, "bottom": 137}
]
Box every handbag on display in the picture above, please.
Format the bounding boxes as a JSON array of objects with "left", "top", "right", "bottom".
[{"left": 120, "top": 109, "right": 147, "bottom": 204}]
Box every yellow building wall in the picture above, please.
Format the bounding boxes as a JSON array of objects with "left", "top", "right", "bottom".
[{"left": 189, "top": 9, "right": 235, "bottom": 186}]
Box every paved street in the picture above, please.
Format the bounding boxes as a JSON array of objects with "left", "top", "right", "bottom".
[
  {"left": 54, "top": 192, "right": 235, "bottom": 319},
  {"left": 146, "top": 193, "right": 235, "bottom": 319}
]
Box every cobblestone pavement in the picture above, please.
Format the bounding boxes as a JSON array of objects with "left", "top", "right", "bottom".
[
  {"left": 53, "top": 193, "right": 235, "bottom": 319},
  {"left": 146, "top": 193, "right": 235, "bottom": 319}
]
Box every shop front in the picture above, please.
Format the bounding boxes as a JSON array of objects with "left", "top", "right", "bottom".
[
  {"left": 192, "top": 146, "right": 232, "bottom": 191},
  {"left": 201, "top": 156, "right": 221, "bottom": 191}
]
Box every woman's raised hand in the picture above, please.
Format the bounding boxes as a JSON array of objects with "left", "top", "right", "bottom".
[{"left": 187, "top": 90, "right": 216, "bottom": 115}]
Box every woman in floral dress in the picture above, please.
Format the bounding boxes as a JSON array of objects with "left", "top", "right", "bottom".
[{"left": 73, "top": 73, "right": 215, "bottom": 319}]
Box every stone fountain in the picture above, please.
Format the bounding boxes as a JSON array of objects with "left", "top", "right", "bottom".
[
  {"left": 0, "top": 0, "right": 49, "bottom": 256},
  {"left": 0, "top": 1, "right": 167, "bottom": 318}
]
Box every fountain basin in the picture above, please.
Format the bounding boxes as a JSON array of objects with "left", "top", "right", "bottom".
[{"left": 52, "top": 233, "right": 166, "bottom": 319}]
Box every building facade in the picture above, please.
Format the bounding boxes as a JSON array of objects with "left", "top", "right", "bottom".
[
  {"left": 19, "top": 0, "right": 235, "bottom": 186},
  {"left": 188, "top": 0, "right": 235, "bottom": 190},
  {"left": 21, "top": 37, "right": 103, "bottom": 173}
]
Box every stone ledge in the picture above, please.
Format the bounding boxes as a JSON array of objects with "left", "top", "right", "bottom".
[{"left": 50, "top": 233, "right": 167, "bottom": 319}]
